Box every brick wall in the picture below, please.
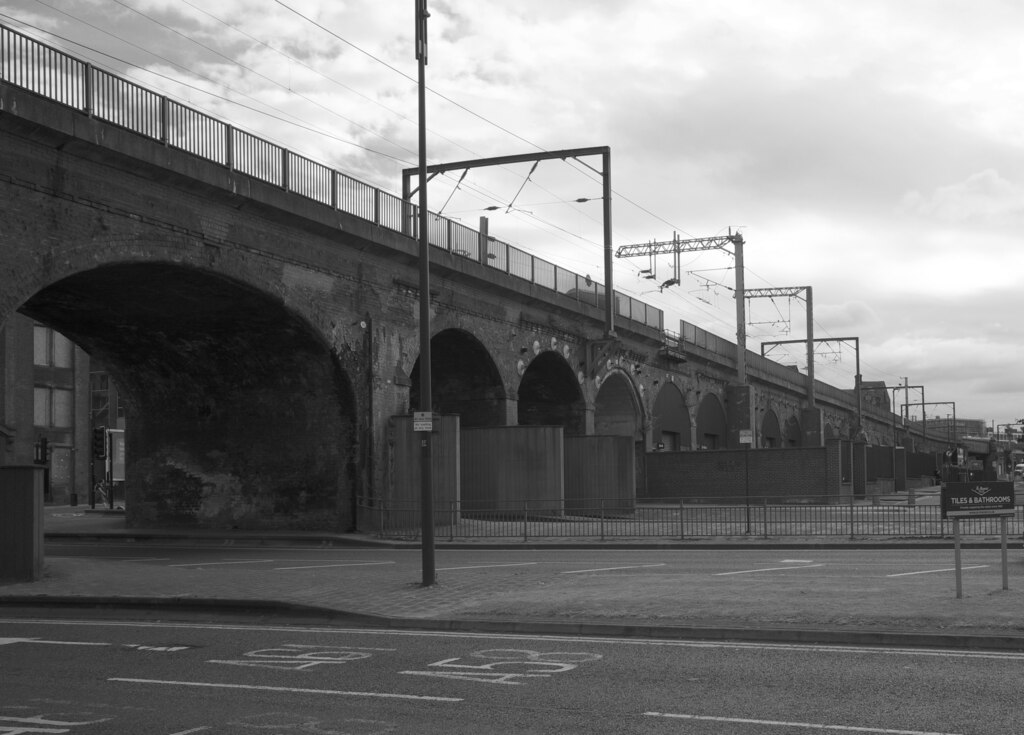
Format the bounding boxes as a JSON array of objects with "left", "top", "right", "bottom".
[{"left": 643, "top": 444, "right": 841, "bottom": 503}]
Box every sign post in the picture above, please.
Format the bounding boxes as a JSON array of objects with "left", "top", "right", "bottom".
[{"left": 941, "top": 481, "right": 1015, "bottom": 599}]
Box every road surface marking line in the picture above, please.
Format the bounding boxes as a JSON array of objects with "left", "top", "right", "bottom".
[
  {"left": 643, "top": 711, "right": 962, "bottom": 734},
  {"left": 781, "top": 559, "right": 814, "bottom": 563},
  {"left": 714, "top": 564, "right": 824, "bottom": 576},
  {"left": 437, "top": 563, "right": 539, "bottom": 571},
  {"left": 887, "top": 565, "right": 987, "bottom": 577},
  {"left": 561, "top": 564, "right": 665, "bottom": 574},
  {"left": 167, "top": 728, "right": 211, "bottom": 734},
  {"left": 272, "top": 569, "right": 395, "bottom": 573},
  {"left": 109, "top": 678, "right": 463, "bottom": 702},
  {"left": 167, "top": 560, "right": 275, "bottom": 567},
  {"left": 0, "top": 637, "right": 110, "bottom": 647}
]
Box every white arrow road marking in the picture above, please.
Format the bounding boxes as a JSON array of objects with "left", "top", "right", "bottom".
[{"left": 0, "top": 637, "right": 109, "bottom": 647}]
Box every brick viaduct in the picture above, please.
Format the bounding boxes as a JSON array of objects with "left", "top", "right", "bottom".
[{"left": 0, "top": 59, "right": 909, "bottom": 531}]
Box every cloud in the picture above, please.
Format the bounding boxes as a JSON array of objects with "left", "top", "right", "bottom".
[{"left": 899, "top": 169, "right": 1024, "bottom": 225}]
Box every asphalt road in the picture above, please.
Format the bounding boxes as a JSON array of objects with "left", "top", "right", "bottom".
[{"left": 2, "top": 614, "right": 1022, "bottom": 734}]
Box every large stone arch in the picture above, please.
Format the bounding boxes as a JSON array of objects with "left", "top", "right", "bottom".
[
  {"left": 652, "top": 382, "right": 691, "bottom": 450},
  {"left": 518, "top": 351, "right": 586, "bottom": 435},
  {"left": 695, "top": 393, "right": 727, "bottom": 449},
  {"left": 594, "top": 370, "right": 643, "bottom": 440},
  {"left": 409, "top": 328, "right": 507, "bottom": 427},
  {"left": 19, "top": 262, "right": 358, "bottom": 531},
  {"left": 761, "top": 409, "right": 782, "bottom": 448}
]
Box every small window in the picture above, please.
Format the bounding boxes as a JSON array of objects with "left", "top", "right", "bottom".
[
  {"left": 52, "top": 388, "right": 73, "bottom": 427},
  {"left": 33, "top": 326, "right": 49, "bottom": 366},
  {"left": 53, "top": 333, "right": 74, "bottom": 368},
  {"left": 33, "top": 387, "right": 51, "bottom": 427}
]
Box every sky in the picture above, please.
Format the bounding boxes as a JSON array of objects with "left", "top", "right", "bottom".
[{"left": 2, "top": 0, "right": 1022, "bottom": 430}]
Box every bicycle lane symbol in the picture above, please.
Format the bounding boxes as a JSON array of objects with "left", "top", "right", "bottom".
[
  {"left": 209, "top": 644, "right": 394, "bottom": 671},
  {"left": 400, "top": 648, "right": 603, "bottom": 686}
]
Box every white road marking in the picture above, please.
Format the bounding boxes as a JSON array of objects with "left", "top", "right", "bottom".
[
  {"left": 437, "top": 563, "right": 538, "bottom": 571},
  {"left": 273, "top": 561, "right": 396, "bottom": 571},
  {"left": 167, "top": 560, "right": 274, "bottom": 568},
  {"left": 117, "top": 557, "right": 172, "bottom": 562},
  {"left": 644, "top": 711, "right": 961, "bottom": 734},
  {"left": 781, "top": 559, "right": 814, "bottom": 563},
  {"left": 0, "top": 637, "right": 109, "bottom": 647},
  {"left": 714, "top": 564, "right": 824, "bottom": 576},
  {"left": 109, "top": 678, "right": 462, "bottom": 702},
  {"left": 167, "top": 728, "right": 211, "bottom": 735},
  {"left": 560, "top": 564, "right": 666, "bottom": 574},
  {"left": 887, "top": 565, "right": 987, "bottom": 577}
]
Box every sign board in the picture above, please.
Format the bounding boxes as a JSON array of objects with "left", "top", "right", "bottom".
[
  {"left": 412, "top": 411, "right": 435, "bottom": 432},
  {"left": 942, "top": 481, "right": 1015, "bottom": 519},
  {"left": 739, "top": 429, "right": 753, "bottom": 445}
]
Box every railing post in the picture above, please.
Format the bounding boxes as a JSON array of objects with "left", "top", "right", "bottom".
[
  {"left": 84, "top": 62, "right": 94, "bottom": 117},
  {"left": 600, "top": 500, "right": 605, "bottom": 542},
  {"left": 159, "top": 96, "right": 169, "bottom": 145},
  {"left": 374, "top": 187, "right": 381, "bottom": 225},
  {"left": 762, "top": 498, "right": 769, "bottom": 539},
  {"left": 679, "top": 499, "right": 685, "bottom": 541},
  {"left": 225, "top": 124, "right": 234, "bottom": 171},
  {"left": 449, "top": 501, "right": 455, "bottom": 542},
  {"left": 281, "top": 148, "right": 289, "bottom": 191},
  {"left": 331, "top": 170, "right": 338, "bottom": 210},
  {"left": 523, "top": 500, "right": 528, "bottom": 542},
  {"left": 849, "top": 492, "right": 856, "bottom": 540}
]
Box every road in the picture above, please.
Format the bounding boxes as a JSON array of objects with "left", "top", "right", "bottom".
[{"left": 1, "top": 615, "right": 1020, "bottom": 734}]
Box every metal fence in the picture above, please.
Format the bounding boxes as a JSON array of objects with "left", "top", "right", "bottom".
[
  {"left": 0, "top": 22, "right": 663, "bottom": 333},
  {"left": 360, "top": 496, "right": 1024, "bottom": 542}
]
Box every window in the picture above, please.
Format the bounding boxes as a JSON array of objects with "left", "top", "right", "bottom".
[
  {"left": 33, "top": 325, "right": 74, "bottom": 368},
  {"left": 34, "top": 387, "right": 74, "bottom": 428}
]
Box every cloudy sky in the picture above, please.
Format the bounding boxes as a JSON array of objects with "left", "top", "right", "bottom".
[{"left": 3, "top": 0, "right": 1022, "bottom": 429}]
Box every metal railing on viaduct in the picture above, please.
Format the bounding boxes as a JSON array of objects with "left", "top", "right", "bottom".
[{"left": 0, "top": 23, "right": 661, "bottom": 332}]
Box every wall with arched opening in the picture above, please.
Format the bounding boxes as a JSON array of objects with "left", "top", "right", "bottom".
[
  {"left": 518, "top": 351, "right": 587, "bottom": 435},
  {"left": 695, "top": 394, "right": 727, "bottom": 449},
  {"left": 409, "top": 328, "right": 507, "bottom": 427},
  {"left": 651, "top": 382, "right": 691, "bottom": 450},
  {"left": 19, "top": 262, "right": 358, "bottom": 530}
]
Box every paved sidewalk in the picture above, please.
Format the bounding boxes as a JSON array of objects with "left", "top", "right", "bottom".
[{"left": 2, "top": 506, "right": 1023, "bottom": 651}]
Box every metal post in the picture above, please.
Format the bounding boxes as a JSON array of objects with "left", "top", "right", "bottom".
[
  {"left": 954, "top": 518, "right": 962, "bottom": 599},
  {"left": 523, "top": 500, "right": 528, "bottom": 542},
  {"left": 602, "top": 148, "right": 615, "bottom": 338},
  {"left": 805, "top": 286, "right": 815, "bottom": 408},
  {"left": 415, "top": 0, "right": 435, "bottom": 587},
  {"left": 1001, "top": 516, "right": 1009, "bottom": 591},
  {"left": 679, "top": 498, "right": 684, "bottom": 541},
  {"left": 734, "top": 232, "right": 746, "bottom": 386}
]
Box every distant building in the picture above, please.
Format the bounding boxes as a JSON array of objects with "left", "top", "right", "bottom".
[{"left": 0, "top": 314, "right": 125, "bottom": 504}]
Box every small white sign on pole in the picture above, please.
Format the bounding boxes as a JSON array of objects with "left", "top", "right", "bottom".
[{"left": 413, "top": 412, "right": 434, "bottom": 432}]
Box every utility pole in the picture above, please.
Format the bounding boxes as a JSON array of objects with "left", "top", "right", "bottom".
[
  {"left": 762, "top": 336, "right": 859, "bottom": 428},
  {"left": 745, "top": 286, "right": 814, "bottom": 408},
  {"left": 415, "top": 0, "right": 435, "bottom": 587},
  {"left": 615, "top": 230, "right": 745, "bottom": 380}
]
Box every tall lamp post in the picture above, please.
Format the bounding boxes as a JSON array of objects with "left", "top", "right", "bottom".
[{"left": 415, "top": 0, "right": 435, "bottom": 587}]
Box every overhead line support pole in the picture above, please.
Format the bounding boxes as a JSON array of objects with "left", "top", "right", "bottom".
[{"left": 415, "top": 0, "right": 435, "bottom": 588}]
